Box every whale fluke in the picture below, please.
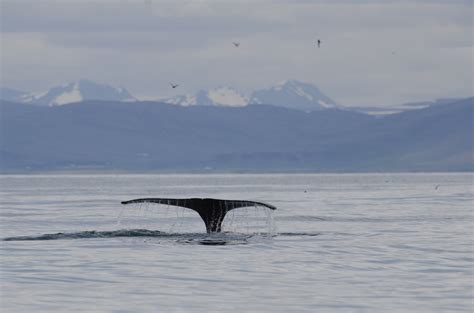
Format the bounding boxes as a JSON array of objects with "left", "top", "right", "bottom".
[{"left": 121, "top": 198, "right": 276, "bottom": 233}]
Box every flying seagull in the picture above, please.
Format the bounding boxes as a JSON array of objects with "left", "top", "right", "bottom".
[
  {"left": 232, "top": 42, "right": 240, "bottom": 47},
  {"left": 169, "top": 82, "right": 178, "bottom": 89}
]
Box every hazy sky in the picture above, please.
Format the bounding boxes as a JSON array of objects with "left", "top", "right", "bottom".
[{"left": 1, "top": 0, "right": 472, "bottom": 106}]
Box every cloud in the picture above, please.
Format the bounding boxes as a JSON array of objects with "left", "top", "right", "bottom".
[
  {"left": 1, "top": 1, "right": 283, "bottom": 33},
  {"left": 1, "top": 0, "right": 472, "bottom": 106}
]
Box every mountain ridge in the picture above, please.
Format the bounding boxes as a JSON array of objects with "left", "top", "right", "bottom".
[
  {"left": 3, "top": 80, "right": 340, "bottom": 111},
  {"left": 1, "top": 97, "right": 472, "bottom": 172},
  {"left": 163, "top": 80, "right": 340, "bottom": 111}
]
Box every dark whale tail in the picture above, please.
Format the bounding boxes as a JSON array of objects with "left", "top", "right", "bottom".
[{"left": 121, "top": 198, "right": 276, "bottom": 233}]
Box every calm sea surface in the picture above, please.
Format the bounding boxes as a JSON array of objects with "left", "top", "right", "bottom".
[{"left": 0, "top": 173, "right": 473, "bottom": 312}]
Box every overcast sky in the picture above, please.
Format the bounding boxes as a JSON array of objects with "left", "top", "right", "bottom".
[{"left": 1, "top": 0, "right": 472, "bottom": 106}]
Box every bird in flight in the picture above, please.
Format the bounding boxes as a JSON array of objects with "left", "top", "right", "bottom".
[
  {"left": 169, "top": 82, "right": 178, "bottom": 89},
  {"left": 317, "top": 39, "right": 321, "bottom": 48},
  {"left": 232, "top": 42, "right": 240, "bottom": 47}
]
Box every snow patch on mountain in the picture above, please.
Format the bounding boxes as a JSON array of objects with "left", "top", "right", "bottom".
[
  {"left": 163, "top": 81, "right": 339, "bottom": 111},
  {"left": 250, "top": 80, "right": 340, "bottom": 111},
  {"left": 294, "top": 86, "right": 314, "bottom": 101},
  {"left": 207, "top": 87, "right": 248, "bottom": 106},
  {"left": 52, "top": 82, "right": 83, "bottom": 105},
  {"left": 164, "top": 87, "right": 248, "bottom": 107},
  {"left": 165, "top": 94, "right": 197, "bottom": 106},
  {"left": 318, "top": 100, "right": 334, "bottom": 109}
]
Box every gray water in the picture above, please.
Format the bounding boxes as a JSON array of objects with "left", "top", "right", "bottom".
[{"left": 0, "top": 173, "right": 473, "bottom": 312}]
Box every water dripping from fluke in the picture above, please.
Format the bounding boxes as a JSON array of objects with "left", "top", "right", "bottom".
[
  {"left": 4, "top": 198, "right": 278, "bottom": 243},
  {"left": 121, "top": 197, "right": 276, "bottom": 234}
]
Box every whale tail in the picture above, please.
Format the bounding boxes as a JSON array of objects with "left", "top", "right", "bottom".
[{"left": 121, "top": 198, "right": 276, "bottom": 233}]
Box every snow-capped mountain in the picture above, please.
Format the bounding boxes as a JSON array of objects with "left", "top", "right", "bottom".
[
  {"left": 2, "top": 79, "right": 340, "bottom": 111},
  {"left": 164, "top": 87, "right": 248, "bottom": 107},
  {"left": 250, "top": 80, "right": 339, "bottom": 111},
  {"left": 20, "top": 79, "right": 136, "bottom": 106}
]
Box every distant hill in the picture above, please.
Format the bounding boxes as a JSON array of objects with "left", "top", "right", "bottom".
[
  {"left": 352, "top": 98, "right": 468, "bottom": 115},
  {"left": 1, "top": 98, "right": 472, "bottom": 172}
]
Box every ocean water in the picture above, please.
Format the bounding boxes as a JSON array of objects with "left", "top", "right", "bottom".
[{"left": 0, "top": 173, "right": 473, "bottom": 312}]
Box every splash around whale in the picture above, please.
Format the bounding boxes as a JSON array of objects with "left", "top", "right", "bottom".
[{"left": 121, "top": 197, "right": 277, "bottom": 233}]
